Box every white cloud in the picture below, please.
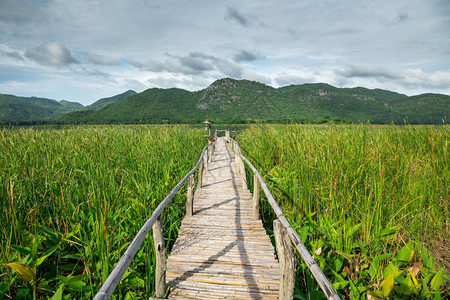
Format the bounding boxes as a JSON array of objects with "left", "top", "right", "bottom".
[
  {"left": 233, "top": 50, "right": 266, "bottom": 62},
  {"left": 274, "top": 74, "right": 314, "bottom": 87},
  {"left": 242, "top": 71, "right": 273, "bottom": 86},
  {"left": 87, "top": 53, "right": 120, "bottom": 66},
  {"left": 215, "top": 59, "right": 242, "bottom": 78},
  {"left": 335, "top": 64, "right": 450, "bottom": 91},
  {"left": 128, "top": 52, "right": 242, "bottom": 78},
  {"left": 0, "top": 0, "right": 50, "bottom": 24},
  {"left": 147, "top": 75, "right": 213, "bottom": 91},
  {"left": 330, "top": 64, "right": 450, "bottom": 95},
  {"left": 402, "top": 69, "right": 450, "bottom": 90},
  {"left": 0, "top": 0, "right": 449, "bottom": 104},
  {"left": 224, "top": 7, "right": 253, "bottom": 27},
  {"left": 336, "top": 64, "right": 401, "bottom": 80},
  {"left": 25, "top": 41, "right": 78, "bottom": 67},
  {"left": 0, "top": 80, "right": 27, "bottom": 92},
  {"left": 4, "top": 51, "right": 24, "bottom": 61}
]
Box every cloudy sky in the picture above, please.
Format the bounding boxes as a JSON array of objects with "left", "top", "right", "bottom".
[{"left": 1, "top": 0, "right": 449, "bottom": 105}]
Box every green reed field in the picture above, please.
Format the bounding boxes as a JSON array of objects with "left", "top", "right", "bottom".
[
  {"left": 1, "top": 124, "right": 448, "bottom": 299},
  {"left": 0, "top": 126, "right": 205, "bottom": 299},
  {"left": 238, "top": 124, "right": 449, "bottom": 299}
]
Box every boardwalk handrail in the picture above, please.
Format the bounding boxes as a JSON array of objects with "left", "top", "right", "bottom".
[
  {"left": 230, "top": 138, "right": 340, "bottom": 300},
  {"left": 93, "top": 142, "right": 213, "bottom": 300}
]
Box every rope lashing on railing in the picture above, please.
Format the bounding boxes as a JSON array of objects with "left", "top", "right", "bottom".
[
  {"left": 93, "top": 143, "right": 214, "bottom": 300},
  {"left": 231, "top": 139, "right": 340, "bottom": 300}
]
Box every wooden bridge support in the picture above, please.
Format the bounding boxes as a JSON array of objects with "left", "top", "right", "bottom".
[
  {"left": 274, "top": 219, "right": 296, "bottom": 300},
  {"left": 207, "top": 141, "right": 215, "bottom": 165},
  {"left": 186, "top": 174, "right": 195, "bottom": 217},
  {"left": 203, "top": 148, "right": 208, "bottom": 171},
  {"left": 225, "top": 128, "right": 230, "bottom": 142},
  {"left": 231, "top": 139, "right": 247, "bottom": 190},
  {"left": 152, "top": 217, "right": 167, "bottom": 298},
  {"left": 239, "top": 155, "right": 247, "bottom": 190},
  {"left": 252, "top": 174, "right": 260, "bottom": 220},
  {"left": 197, "top": 159, "right": 203, "bottom": 188}
]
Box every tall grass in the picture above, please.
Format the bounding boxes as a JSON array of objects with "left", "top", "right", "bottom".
[
  {"left": 0, "top": 126, "right": 205, "bottom": 299},
  {"left": 239, "top": 124, "right": 449, "bottom": 298}
]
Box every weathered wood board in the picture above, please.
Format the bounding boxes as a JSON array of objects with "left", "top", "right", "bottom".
[{"left": 166, "top": 137, "right": 280, "bottom": 299}]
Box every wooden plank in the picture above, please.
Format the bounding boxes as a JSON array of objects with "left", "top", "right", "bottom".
[
  {"left": 167, "top": 276, "right": 280, "bottom": 287},
  {"left": 169, "top": 281, "right": 279, "bottom": 295},
  {"left": 171, "top": 242, "right": 276, "bottom": 251},
  {"left": 166, "top": 267, "right": 280, "bottom": 279},
  {"left": 167, "top": 263, "right": 280, "bottom": 274}
]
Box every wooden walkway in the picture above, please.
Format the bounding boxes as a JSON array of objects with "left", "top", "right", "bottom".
[{"left": 166, "top": 137, "right": 280, "bottom": 299}]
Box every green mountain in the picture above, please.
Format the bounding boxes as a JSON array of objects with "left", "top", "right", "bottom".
[
  {"left": 60, "top": 88, "right": 200, "bottom": 124},
  {"left": 340, "top": 87, "right": 406, "bottom": 102},
  {"left": 389, "top": 93, "right": 449, "bottom": 124},
  {"left": 0, "top": 94, "right": 83, "bottom": 123},
  {"left": 81, "top": 90, "right": 137, "bottom": 111},
  {"left": 59, "top": 78, "right": 449, "bottom": 124},
  {"left": 3, "top": 78, "right": 448, "bottom": 124}
]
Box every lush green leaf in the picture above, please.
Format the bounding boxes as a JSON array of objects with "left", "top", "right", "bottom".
[
  {"left": 381, "top": 273, "right": 395, "bottom": 296},
  {"left": 36, "top": 244, "right": 60, "bottom": 267},
  {"left": 13, "top": 288, "right": 30, "bottom": 300},
  {"left": 430, "top": 268, "right": 444, "bottom": 292},
  {"left": 395, "top": 242, "right": 415, "bottom": 264},
  {"left": 51, "top": 285, "right": 64, "bottom": 300},
  {"left": 4, "top": 262, "right": 36, "bottom": 283}
]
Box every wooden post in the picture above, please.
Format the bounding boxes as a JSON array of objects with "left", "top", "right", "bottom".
[
  {"left": 186, "top": 174, "right": 195, "bottom": 217},
  {"left": 203, "top": 148, "right": 208, "bottom": 171},
  {"left": 239, "top": 154, "right": 247, "bottom": 190},
  {"left": 198, "top": 158, "right": 203, "bottom": 188},
  {"left": 152, "top": 216, "right": 166, "bottom": 298},
  {"left": 273, "top": 219, "right": 296, "bottom": 300},
  {"left": 210, "top": 142, "right": 215, "bottom": 162},
  {"left": 225, "top": 129, "right": 230, "bottom": 142},
  {"left": 252, "top": 174, "right": 260, "bottom": 220},
  {"left": 207, "top": 142, "right": 212, "bottom": 164}
]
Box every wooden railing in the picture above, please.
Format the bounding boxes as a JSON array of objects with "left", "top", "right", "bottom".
[
  {"left": 228, "top": 135, "right": 340, "bottom": 300},
  {"left": 93, "top": 142, "right": 215, "bottom": 300}
]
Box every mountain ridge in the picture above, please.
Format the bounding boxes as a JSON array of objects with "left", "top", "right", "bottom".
[
  {"left": 58, "top": 78, "right": 449, "bottom": 124},
  {"left": 81, "top": 90, "right": 137, "bottom": 111},
  {"left": 1, "top": 78, "right": 448, "bottom": 124},
  {"left": 0, "top": 94, "right": 83, "bottom": 123}
]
